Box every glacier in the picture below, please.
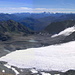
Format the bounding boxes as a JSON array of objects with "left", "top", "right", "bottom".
[
  {"left": 51, "top": 26, "right": 75, "bottom": 37},
  {"left": 0, "top": 41, "right": 75, "bottom": 72}
]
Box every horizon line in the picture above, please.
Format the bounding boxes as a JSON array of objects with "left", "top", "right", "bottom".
[{"left": 0, "top": 12, "right": 75, "bottom": 14}]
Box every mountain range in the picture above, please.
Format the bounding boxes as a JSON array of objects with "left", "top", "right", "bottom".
[
  {"left": 0, "top": 13, "right": 75, "bottom": 31},
  {"left": 0, "top": 13, "right": 75, "bottom": 75},
  {"left": 0, "top": 13, "right": 75, "bottom": 43},
  {"left": 0, "top": 15, "right": 75, "bottom": 42}
]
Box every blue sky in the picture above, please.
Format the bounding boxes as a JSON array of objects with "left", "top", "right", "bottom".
[{"left": 0, "top": 0, "right": 75, "bottom": 13}]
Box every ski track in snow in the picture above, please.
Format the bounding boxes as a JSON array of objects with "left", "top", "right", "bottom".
[{"left": 0, "top": 41, "right": 75, "bottom": 72}]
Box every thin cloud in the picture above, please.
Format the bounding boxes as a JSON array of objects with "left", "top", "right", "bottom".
[{"left": 0, "top": 7, "right": 75, "bottom": 13}]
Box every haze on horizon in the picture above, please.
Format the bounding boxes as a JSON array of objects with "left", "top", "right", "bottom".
[{"left": 0, "top": 0, "right": 75, "bottom": 13}]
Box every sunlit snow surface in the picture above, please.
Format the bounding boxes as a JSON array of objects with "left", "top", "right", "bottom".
[
  {"left": 51, "top": 26, "right": 75, "bottom": 37},
  {"left": 0, "top": 41, "right": 75, "bottom": 72}
]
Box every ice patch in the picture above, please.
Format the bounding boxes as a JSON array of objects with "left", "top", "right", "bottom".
[
  {"left": 41, "top": 72, "right": 51, "bottom": 75},
  {"left": 11, "top": 67, "right": 19, "bottom": 75},
  {"left": 54, "top": 74, "right": 60, "bottom": 75},
  {"left": 30, "top": 69, "right": 38, "bottom": 74},
  {"left": 4, "top": 64, "right": 19, "bottom": 75},
  {"left": 20, "top": 69, "right": 23, "bottom": 72},
  {"left": 51, "top": 26, "right": 75, "bottom": 37},
  {"left": 4, "top": 64, "right": 11, "bottom": 68},
  {"left": 2, "top": 70, "right": 5, "bottom": 73}
]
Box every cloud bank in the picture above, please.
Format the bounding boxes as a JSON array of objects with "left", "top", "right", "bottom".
[{"left": 0, "top": 7, "right": 75, "bottom": 13}]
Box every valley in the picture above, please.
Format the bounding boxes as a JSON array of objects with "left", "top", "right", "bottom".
[
  {"left": 0, "top": 0, "right": 75, "bottom": 74},
  {"left": 0, "top": 13, "right": 75, "bottom": 75}
]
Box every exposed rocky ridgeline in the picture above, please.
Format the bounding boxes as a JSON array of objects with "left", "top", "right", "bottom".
[
  {"left": 0, "top": 20, "right": 34, "bottom": 41},
  {"left": 39, "top": 20, "right": 75, "bottom": 45},
  {"left": 44, "top": 20, "right": 75, "bottom": 34},
  {"left": 0, "top": 20, "right": 32, "bottom": 34},
  {"left": 61, "top": 32, "right": 75, "bottom": 43}
]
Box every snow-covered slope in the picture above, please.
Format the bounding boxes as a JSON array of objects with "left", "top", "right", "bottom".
[
  {"left": 0, "top": 41, "right": 75, "bottom": 72},
  {"left": 51, "top": 26, "right": 75, "bottom": 37}
]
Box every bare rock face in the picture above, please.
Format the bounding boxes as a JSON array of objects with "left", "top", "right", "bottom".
[
  {"left": 0, "top": 20, "right": 31, "bottom": 34},
  {"left": 0, "top": 20, "right": 33, "bottom": 41},
  {"left": 64, "top": 70, "right": 75, "bottom": 75},
  {"left": 44, "top": 20, "right": 75, "bottom": 34}
]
